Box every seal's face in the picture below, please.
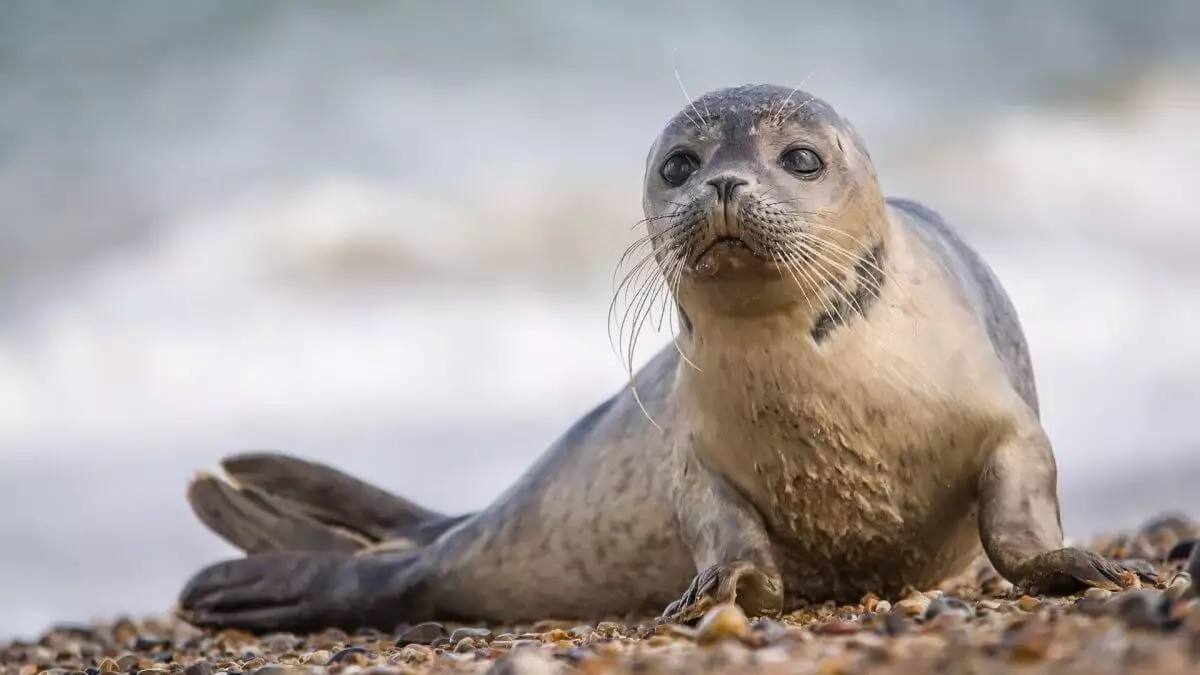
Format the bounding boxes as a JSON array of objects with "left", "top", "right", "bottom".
[{"left": 642, "top": 85, "right": 884, "bottom": 316}]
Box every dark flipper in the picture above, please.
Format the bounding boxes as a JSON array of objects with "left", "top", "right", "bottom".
[
  {"left": 178, "top": 550, "right": 432, "bottom": 633},
  {"left": 979, "top": 428, "right": 1158, "bottom": 595},
  {"left": 187, "top": 473, "right": 369, "bottom": 554},
  {"left": 221, "top": 452, "right": 442, "bottom": 539}
]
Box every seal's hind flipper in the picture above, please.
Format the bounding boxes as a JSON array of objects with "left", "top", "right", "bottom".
[
  {"left": 178, "top": 549, "right": 428, "bottom": 633},
  {"left": 187, "top": 473, "right": 369, "bottom": 554},
  {"left": 220, "top": 452, "right": 441, "bottom": 539}
]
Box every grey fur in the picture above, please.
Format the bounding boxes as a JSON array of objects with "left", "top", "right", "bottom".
[{"left": 177, "top": 85, "right": 1152, "bottom": 633}]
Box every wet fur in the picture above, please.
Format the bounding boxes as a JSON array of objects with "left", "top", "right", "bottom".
[{"left": 178, "top": 85, "right": 1116, "bottom": 632}]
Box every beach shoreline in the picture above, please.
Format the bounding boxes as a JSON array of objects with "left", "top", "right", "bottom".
[{"left": 4, "top": 516, "right": 1199, "bottom": 674}]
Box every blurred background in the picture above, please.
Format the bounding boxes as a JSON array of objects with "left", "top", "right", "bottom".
[{"left": 2, "top": 0, "right": 1199, "bottom": 639}]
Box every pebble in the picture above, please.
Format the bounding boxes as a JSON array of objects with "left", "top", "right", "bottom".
[
  {"left": 894, "top": 594, "right": 930, "bottom": 618},
  {"left": 453, "top": 637, "right": 476, "bottom": 653},
  {"left": 1167, "top": 539, "right": 1197, "bottom": 562},
  {"left": 133, "top": 637, "right": 171, "bottom": 652},
  {"left": 448, "top": 627, "right": 493, "bottom": 643},
  {"left": 486, "top": 649, "right": 557, "bottom": 675},
  {"left": 1109, "top": 589, "right": 1167, "bottom": 629},
  {"left": 328, "top": 646, "right": 368, "bottom": 665},
  {"left": 880, "top": 613, "right": 909, "bottom": 636},
  {"left": 182, "top": 663, "right": 213, "bottom": 675},
  {"left": 396, "top": 623, "right": 447, "bottom": 645},
  {"left": 750, "top": 619, "right": 787, "bottom": 646},
  {"left": 812, "top": 620, "right": 859, "bottom": 636},
  {"left": 8, "top": 514, "right": 1200, "bottom": 674},
  {"left": 299, "top": 651, "right": 328, "bottom": 666},
  {"left": 922, "top": 596, "right": 974, "bottom": 621},
  {"left": 695, "top": 604, "right": 751, "bottom": 644}
]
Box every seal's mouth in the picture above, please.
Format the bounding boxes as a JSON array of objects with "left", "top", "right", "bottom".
[{"left": 695, "top": 236, "right": 752, "bottom": 260}]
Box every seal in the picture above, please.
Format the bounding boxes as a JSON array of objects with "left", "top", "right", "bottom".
[{"left": 177, "top": 84, "right": 1155, "bottom": 633}]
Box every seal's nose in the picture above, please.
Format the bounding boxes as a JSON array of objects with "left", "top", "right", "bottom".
[{"left": 706, "top": 176, "right": 748, "bottom": 203}]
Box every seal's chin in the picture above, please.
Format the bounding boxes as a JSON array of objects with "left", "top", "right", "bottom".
[{"left": 690, "top": 237, "right": 779, "bottom": 280}]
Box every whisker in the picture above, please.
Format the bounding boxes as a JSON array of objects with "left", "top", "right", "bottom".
[
  {"left": 671, "top": 48, "right": 708, "bottom": 134},
  {"left": 769, "top": 71, "right": 817, "bottom": 127}
]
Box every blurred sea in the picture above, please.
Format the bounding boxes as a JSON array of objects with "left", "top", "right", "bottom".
[{"left": 2, "top": 1, "right": 1200, "bottom": 639}]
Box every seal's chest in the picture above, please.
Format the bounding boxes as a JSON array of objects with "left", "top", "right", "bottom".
[{"left": 719, "top": 392, "right": 982, "bottom": 544}]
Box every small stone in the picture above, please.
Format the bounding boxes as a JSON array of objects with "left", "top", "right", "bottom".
[
  {"left": 511, "top": 640, "right": 541, "bottom": 650},
  {"left": 116, "top": 656, "right": 139, "bottom": 672},
  {"left": 750, "top": 619, "right": 787, "bottom": 646},
  {"left": 486, "top": 649, "right": 557, "bottom": 675},
  {"left": 182, "top": 664, "right": 212, "bottom": 675},
  {"left": 392, "top": 645, "right": 434, "bottom": 665},
  {"left": 449, "top": 627, "right": 493, "bottom": 643},
  {"left": 542, "top": 629, "right": 570, "bottom": 642},
  {"left": 136, "top": 670, "right": 168, "bottom": 675},
  {"left": 594, "top": 622, "right": 624, "bottom": 637},
  {"left": 695, "top": 604, "right": 751, "bottom": 644},
  {"left": 1007, "top": 624, "right": 1053, "bottom": 662},
  {"left": 1109, "top": 589, "right": 1166, "bottom": 629},
  {"left": 328, "top": 647, "right": 368, "bottom": 665},
  {"left": 557, "top": 647, "right": 589, "bottom": 664},
  {"left": 894, "top": 594, "right": 930, "bottom": 618},
  {"left": 1168, "top": 539, "right": 1197, "bottom": 562},
  {"left": 880, "top": 613, "right": 909, "bottom": 636},
  {"left": 1165, "top": 572, "right": 1194, "bottom": 600},
  {"left": 133, "top": 637, "right": 171, "bottom": 653},
  {"left": 240, "top": 659, "right": 265, "bottom": 671},
  {"left": 812, "top": 620, "right": 859, "bottom": 635},
  {"left": 874, "top": 600, "right": 891, "bottom": 614},
  {"left": 259, "top": 634, "right": 298, "bottom": 654},
  {"left": 1017, "top": 595, "right": 1040, "bottom": 612},
  {"left": 249, "top": 668, "right": 290, "bottom": 675},
  {"left": 923, "top": 596, "right": 975, "bottom": 621},
  {"left": 567, "top": 625, "right": 593, "bottom": 638},
  {"left": 299, "top": 651, "right": 329, "bottom": 666},
  {"left": 454, "top": 638, "right": 476, "bottom": 653},
  {"left": 860, "top": 593, "right": 880, "bottom": 613},
  {"left": 397, "top": 622, "right": 447, "bottom": 645},
  {"left": 98, "top": 661, "right": 120, "bottom": 674},
  {"left": 1119, "top": 569, "right": 1143, "bottom": 590},
  {"left": 1078, "top": 587, "right": 1115, "bottom": 615}
]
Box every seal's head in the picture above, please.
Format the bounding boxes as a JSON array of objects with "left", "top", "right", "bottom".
[{"left": 642, "top": 85, "right": 886, "bottom": 318}]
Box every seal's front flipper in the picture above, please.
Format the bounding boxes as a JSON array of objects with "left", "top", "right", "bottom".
[
  {"left": 662, "top": 561, "right": 781, "bottom": 624},
  {"left": 187, "top": 473, "right": 369, "bottom": 554},
  {"left": 979, "top": 426, "right": 1158, "bottom": 595},
  {"left": 662, "top": 456, "right": 783, "bottom": 624},
  {"left": 221, "top": 452, "right": 441, "bottom": 539},
  {"left": 178, "top": 550, "right": 430, "bottom": 633}
]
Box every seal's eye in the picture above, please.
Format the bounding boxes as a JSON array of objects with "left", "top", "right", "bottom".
[
  {"left": 660, "top": 152, "right": 701, "bottom": 187},
  {"left": 781, "top": 147, "right": 823, "bottom": 178}
]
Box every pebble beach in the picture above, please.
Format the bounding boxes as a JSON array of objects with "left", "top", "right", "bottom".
[{"left": 5, "top": 515, "right": 1199, "bottom": 675}]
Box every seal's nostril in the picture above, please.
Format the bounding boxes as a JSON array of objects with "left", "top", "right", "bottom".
[{"left": 706, "top": 176, "right": 749, "bottom": 203}]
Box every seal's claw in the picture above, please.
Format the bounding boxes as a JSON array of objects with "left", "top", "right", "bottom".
[
  {"left": 661, "top": 560, "right": 782, "bottom": 625},
  {"left": 1017, "top": 548, "right": 1154, "bottom": 596}
]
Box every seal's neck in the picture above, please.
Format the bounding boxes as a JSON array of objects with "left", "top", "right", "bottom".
[{"left": 674, "top": 222, "right": 894, "bottom": 369}]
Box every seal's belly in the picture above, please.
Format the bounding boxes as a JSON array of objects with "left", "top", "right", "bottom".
[{"left": 722, "top": 428, "right": 986, "bottom": 605}]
